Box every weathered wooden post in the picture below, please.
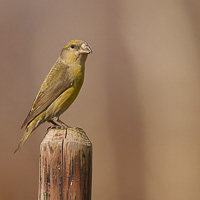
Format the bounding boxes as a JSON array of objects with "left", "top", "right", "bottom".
[{"left": 38, "top": 128, "right": 92, "bottom": 200}]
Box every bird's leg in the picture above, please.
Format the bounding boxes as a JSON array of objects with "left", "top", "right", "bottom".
[
  {"left": 47, "top": 120, "right": 60, "bottom": 130},
  {"left": 49, "top": 117, "right": 71, "bottom": 129},
  {"left": 56, "top": 118, "right": 71, "bottom": 128},
  {"left": 48, "top": 119, "right": 59, "bottom": 126}
]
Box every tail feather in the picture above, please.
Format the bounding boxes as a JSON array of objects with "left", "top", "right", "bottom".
[{"left": 14, "top": 119, "right": 39, "bottom": 153}]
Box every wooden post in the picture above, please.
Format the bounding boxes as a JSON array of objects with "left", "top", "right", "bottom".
[{"left": 38, "top": 128, "right": 92, "bottom": 200}]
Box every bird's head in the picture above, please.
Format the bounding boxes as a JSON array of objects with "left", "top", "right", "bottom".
[{"left": 60, "top": 40, "right": 92, "bottom": 65}]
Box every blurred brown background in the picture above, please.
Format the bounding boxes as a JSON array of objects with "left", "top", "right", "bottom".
[{"left": 1, "top": 0, "right": 200, "bottom": 200}]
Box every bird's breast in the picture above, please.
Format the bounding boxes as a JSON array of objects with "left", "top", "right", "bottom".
[{"left": 69, "top": 65, "right": 84, "bottom": 88}]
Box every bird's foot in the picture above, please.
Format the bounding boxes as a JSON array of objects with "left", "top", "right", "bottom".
[
  {"left": 54, "top": 118, "right": 71, "bottom": 129},
  {"left": 48, "top": 119, "right": 71, "bottom": 130},
  {"left": 47, "top": 125, "right": 60, "bottom": 131}
]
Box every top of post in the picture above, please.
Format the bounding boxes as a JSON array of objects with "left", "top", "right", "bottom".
[{"left": 41, "top": 127, "right": 92, "bottom": 147}]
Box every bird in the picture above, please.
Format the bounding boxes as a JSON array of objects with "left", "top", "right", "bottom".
[{"left": 14, "top": 40, "right": 92, "bottom": 153}]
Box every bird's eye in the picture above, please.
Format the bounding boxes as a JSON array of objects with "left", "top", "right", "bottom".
[{"left": 71, "top": 44, "right": 75, "bottom": 49}]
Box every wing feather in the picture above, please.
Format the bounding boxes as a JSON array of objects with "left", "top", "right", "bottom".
[{"left": 21, "top": 61, "right": 72, "bottom": 128}]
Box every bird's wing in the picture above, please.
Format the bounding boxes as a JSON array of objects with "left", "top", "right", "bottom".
[{"left": 21, "top": 62, "right": 72, "bottom": 128}]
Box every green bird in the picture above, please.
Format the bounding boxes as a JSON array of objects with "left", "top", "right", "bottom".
[{"left": 15, "top": 40, "right": 92, "bottom": 153}]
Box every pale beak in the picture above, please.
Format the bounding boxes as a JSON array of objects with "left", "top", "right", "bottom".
[{"left": 80, "top": 44, "right": 92, "bottom": 54}]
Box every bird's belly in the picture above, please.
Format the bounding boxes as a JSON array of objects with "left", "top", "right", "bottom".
[{"left": 45, "top": 80, "right": 83, "bottom": 119}]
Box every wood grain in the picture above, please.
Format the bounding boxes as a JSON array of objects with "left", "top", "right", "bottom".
[{"left": 38, "top": 128, "right": 92, "bottom": 200}]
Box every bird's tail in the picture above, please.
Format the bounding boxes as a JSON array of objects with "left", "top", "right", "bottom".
[{"left": 14, "top": 119, "right": 40, "bottom": 153}]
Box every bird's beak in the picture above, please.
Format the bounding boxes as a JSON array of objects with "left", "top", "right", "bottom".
[{"left": 80, "top": 43, "right": 92, "bottom": 54}]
